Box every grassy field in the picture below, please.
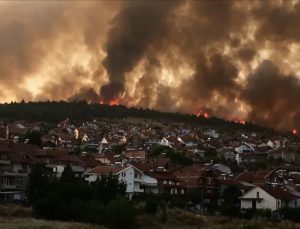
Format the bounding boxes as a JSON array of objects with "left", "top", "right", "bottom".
[
  {"left": 0, "top": 205, "right": 299, "bottom": 229},
  {"left": 139, "top": 208, "right": 300, "bottom": 229},
  {"left": 0, "top": 217, "right": 103, "bottom": 229}
]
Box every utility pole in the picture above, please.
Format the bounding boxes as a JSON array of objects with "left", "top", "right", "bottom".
[{"left": 201, "top": 188, "right": 204, "bottom": 214}]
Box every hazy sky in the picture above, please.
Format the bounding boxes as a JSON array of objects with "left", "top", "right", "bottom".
[{"left": 1, "top": 0, "right": 300, "bottom": 130}]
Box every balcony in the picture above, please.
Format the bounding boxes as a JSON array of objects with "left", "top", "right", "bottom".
[
  {"left": 1, "top": 184, "right": 17, "bottom": 190},
  {"left": 0, "top": 160, "right": 10, "bottom": 165},
  {"left": 2, "top": 171, "right": 28, "bottom": 176},
  {"left": 134, "top": 177, "right": 143, "bottom": 182},
  {"left": 133, "top": 184, "right": 144, "bottom": 193},
  {"left": 133, "top": 187, "right": 144, "bottom": 193}
]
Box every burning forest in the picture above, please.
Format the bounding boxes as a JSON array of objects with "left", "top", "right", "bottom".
[{"left": 0, "top": 1, "right": 300, "bottom": 131}]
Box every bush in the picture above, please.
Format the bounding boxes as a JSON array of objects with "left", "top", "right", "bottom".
[
  {"left": 159, "top": 201, "right": 168, "bottom": 224},
  {"left": 278, "top": 207, "right": 300, "bottom": 222},
  {"left": 105, "top": 197, "right": 137, "bottom": 229},
  {"left": 33, "top": 192, "right": 63, "bottom": 220},
  {"left": 169, "top": 196, "right": 186, "bottom": 209},
  {"left": 144, "top": 198, "right": 158, "bottom": 214},
  {"left": 30, "top": 166, "right": 127, "bottom": 226},
  {"left": 220, "top": 185, "right": 241, "bottom": 217}
]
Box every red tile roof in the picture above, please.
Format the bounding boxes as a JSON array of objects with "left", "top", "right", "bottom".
[
  {"left": 234, "top": 171, "right": 255, "bottom": 183},
  {"left": 261, "top": 186, "right": 299, "bottom": 201},
  {"left": 86, "top": 165, "right": 130, "bottom": 175}
]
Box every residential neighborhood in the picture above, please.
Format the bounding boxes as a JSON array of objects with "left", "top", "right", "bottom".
[{"left": 0, "top": 117, "right": 299, "bottom": 217}]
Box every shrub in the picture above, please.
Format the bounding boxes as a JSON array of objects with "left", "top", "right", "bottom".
[
  {"left": 105, "top": 197, "right": 137, "bottom": 229},
  {"left": 33, "top": 192, "right": 63, "bottom": 220},
  {"left": 144, "top": 198, "right": 158, "bottom": 214},
  {"left": 278, "top": 207, "right": 300, "bottom": 222}
]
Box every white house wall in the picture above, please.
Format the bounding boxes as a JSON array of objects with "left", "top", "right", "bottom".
[
  {"left": 241, "top": 187, "right": 278, "bottom": 211},
  {"left": 118, "top": 167, "right": 135, "bottom": 193}
]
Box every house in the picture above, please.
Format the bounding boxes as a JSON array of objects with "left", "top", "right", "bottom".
[
  {"left": 94, "top": 152, "right": 115, "bottom": 165},
  {"left": 253, "top": 170, "right": 274, "bottom": 185},
  {"left": 216, "top": 147, "right": 235, "bottom": 161},
  {"left": 235, "top": 143, "right": 255, "bottom": 154},
  {"left": 233, "top": 170, "right": 274, "bottom": 185},
  {"left": 78, "top": 154, "right": 101, "bottom": 171},
  {"left": 235, "top": 153, "right": 257, "bottom": 165},
  {"left": 147, "top": 171, "right": 185, "bottom": 195},
  {"left": 270, "top": 148, "right": 296, "bottom": 162},
  {"left": 127, "top": 133, "right": 145, "bottom": 149},
  {"left": 0, "top": 141, "right": 38, "bottom": 202},
  {"left": 213, "top": 163, "right": 231, "bottom": 174},
  {"left": 203, "top": 129, "right": 220, "bottom": 139},
  {"left": 158, "top": 138, "right": 172, "bottom": 147},
  {"left": 98, "top": 137, "right": 109, "bottom": 153},
  {"left": 240, "top": 186, "right": 300, "bottom": 211},
  {"left": 45, "top": 164, "right": 85, "bottom": 178},
  {"left": 172, "top": 165, "right": 205, "bottom": 190},
  {"left": 125, "top": 149, "right": 146, "bottom": 161},
  {"left": 83, "top": 164, "right": 156, "bottom": 199}
]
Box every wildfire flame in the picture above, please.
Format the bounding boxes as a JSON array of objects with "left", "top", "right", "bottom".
[
  {"left": 193, "top": 110, "right": 209, "bottom": 119},
  {"left": 99, "top": 98, "right": 121, "bottom": 106},
  {"left": 233, "top": 119, "right": 246, "bottom": 125},
  {"left": 109, "top": 98, "right": 120, "bottom": 106}
]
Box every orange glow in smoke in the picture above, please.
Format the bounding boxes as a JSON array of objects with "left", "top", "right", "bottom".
[
  {"left": 239, "top": 120, "right": 246, "bottom": 125},
  {"left": 99, "top": 98, "right": 120, "bottom": 106},
  {"left": 193, "top": 110, "right": 209, "bottom": 118},
  {"left": 292, "top": 129, "right": 297, "bottom": 135},
  {"left": 233, "top": 119, "right": 246, "bottom": 125},
  {"left": 193, "top": 111, "right": 200, "bottom": 117},
  {"left": 109, "top": 98, "right": 120, "bottom": 106}
]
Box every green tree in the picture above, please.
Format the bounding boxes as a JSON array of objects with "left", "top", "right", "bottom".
[
  {"left": 220, "top": 185, "right": 241, "bottom": 216},
  {"left": 111, "top": 144, "right": 126, "bottom": 154},
  {"left": 60, "top": 164, "right": 76, "bottom": 183},
  {"left": 204, "top": 148, "right": 218, "bottom": 162},
  {"left": 27, "top": 164, "right": 50, "bottom": 204},
  {"left": 165, "top": 150, "right": 193, "bottom": 166},
  {"left": 92, "top": 174, "right": 126, "bottom": 204},
  {"left": 33, "top": 192, "right": 63, "bottom": 220},
  {"left": 22, "top": 131, "right": 42, "bottom": 147},
  {"left": 72, "top": 147, "right": 82, "bottom": 155},
  {"left": 153, "top": 145, "right": 172, "bottom": 156},
  {"left": 105, "top": 197, "right": 137, "bottom": 229}
]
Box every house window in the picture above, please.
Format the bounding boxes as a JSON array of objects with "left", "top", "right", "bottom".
[
  {"left": 3, "top": 178, "right": 10, "bottom": 185},
  {"left": 256, "top": 192, "right": 259, "bottom": 199},
  {"left": 134, "top": 173, "right": 137, "bottom": 179},
  {"left": 208, "top": 177, "right": 212, "bottom": 184},
  {"left": 17, "top": 178, "right": 23, "bottom": 185},
  {"left": 122, "top": 172, "right": 126, "bottom": 177}
]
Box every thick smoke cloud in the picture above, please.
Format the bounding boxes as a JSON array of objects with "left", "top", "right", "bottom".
[
  {"left": 101, "top": 0, "right": 180, "bottom": 101},
  {"left": 1, "top": 1, "right": 300, "bottom": 131},
  {"left": 243, "top": 60, "right": 300, "bottom": 129},
  {"left": 0, "top": 1, "right": 119, "bottom": 102}
]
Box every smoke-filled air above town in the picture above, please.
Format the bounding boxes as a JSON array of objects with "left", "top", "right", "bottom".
[{"left": 1, "top": 1, "right": 300, "bottom": 131}]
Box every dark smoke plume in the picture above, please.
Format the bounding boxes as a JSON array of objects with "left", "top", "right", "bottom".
[
  {"left": 2, "top": 1, "right": 300, "bottom": 131},
  {"left": 243, "top": 60, "right": 300, "bottom": 129},
  {"left": 101, "top": 0, "right": 181, "bottom": 101}
]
